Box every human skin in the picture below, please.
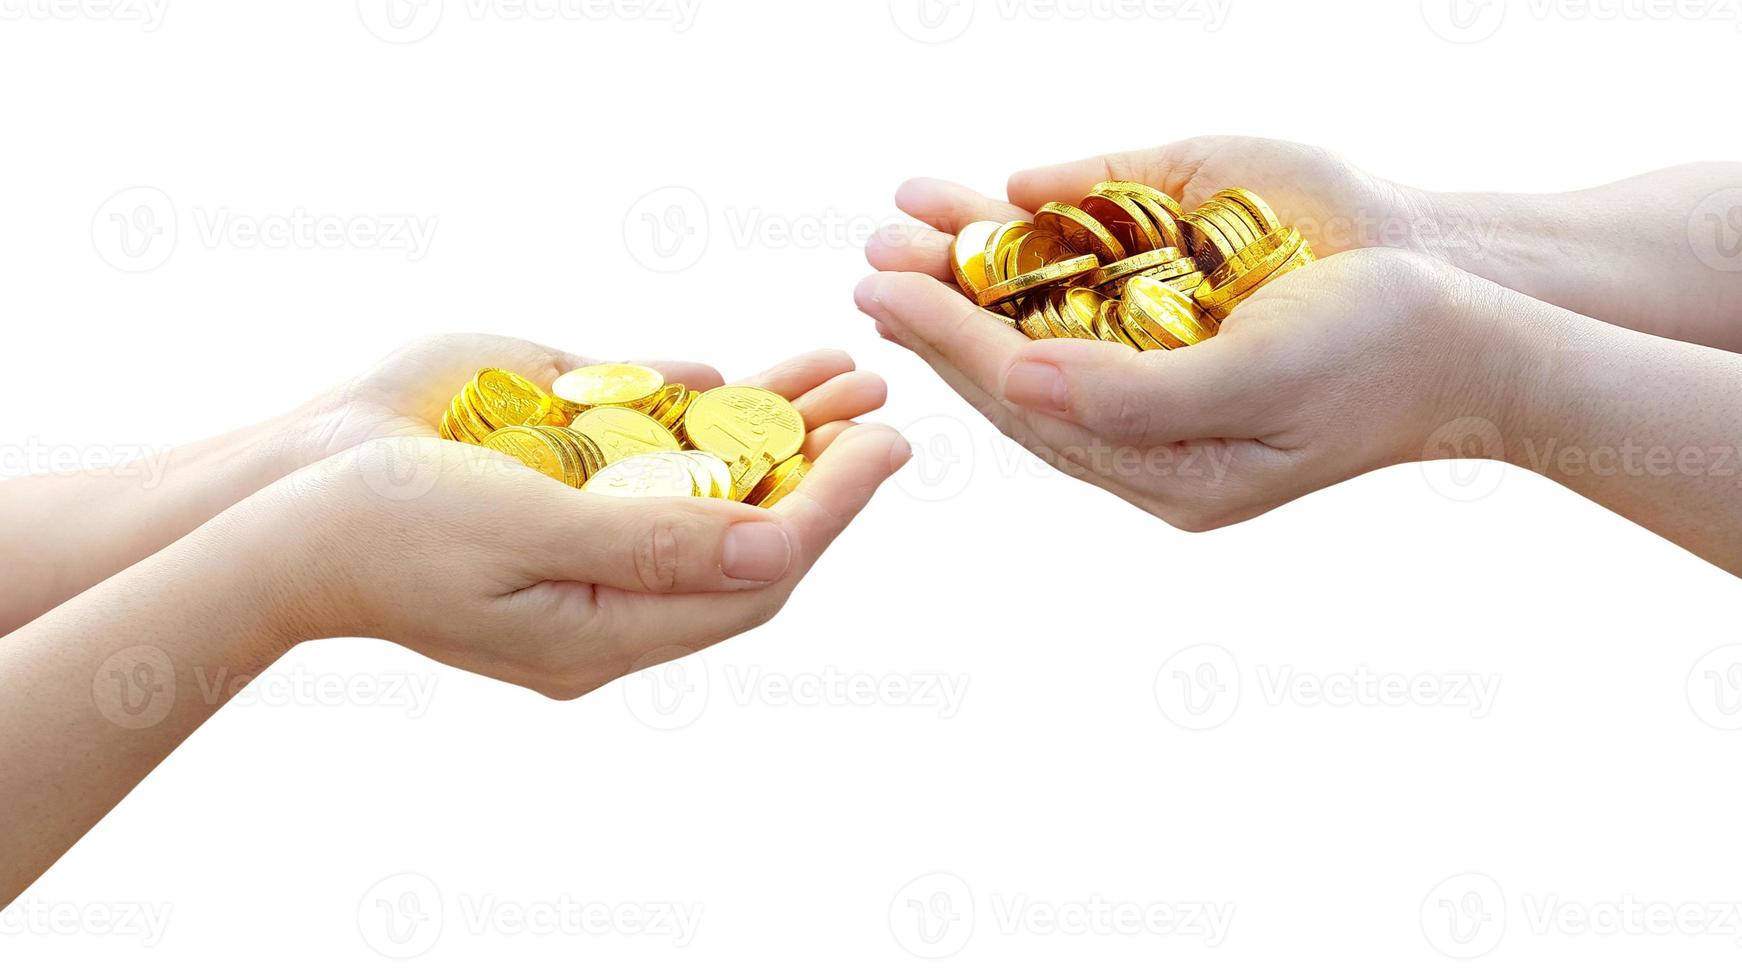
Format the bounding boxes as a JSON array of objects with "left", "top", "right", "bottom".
[
  {"left": 858, "top": 138, "right": 1742, "bottom": 572},
  {"left": 0, "top": 335, "right": 907, "bottom": 905}
]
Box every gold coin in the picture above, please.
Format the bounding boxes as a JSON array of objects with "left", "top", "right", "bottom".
[
  {"left": 980, "top": 220, "right": 1033, "bottom": 288},
  {"left": 1085, "top": 247, "right": 1182, "bottom": 289},
  {"left": 582, "top": 453, "right": 701, "bottom": 498},
  {"left": 1034, "top": 202, "right": 1126, "bottom": 263},
  {"left": 470, "top": 369, "right": 553, "bottom": 430},
  {"left": 682, "top": 386, "right": 806, "bottom": 467},
  {"left": 482, "top": 425, "right": 572, "bottom": 484},
  {"left": 1181, "top": 211, "right": 1239, "bottom": 271},
  {"left": 552, "top": 363, "right": 665, "bottom": 408},
  {"left": 1016, "top": 300, "right": 1052, "bottom": 341},
  {"left": 1125, "top": 276, "right": 1216, "bottom": 348},
  {"left": 451, "top": 391, "right": 494, "bottom": 443},
  {"left": 569, "top": 405, "right": 683, "bottom": 466},
  {"left": 728, "top": 452, "right": 779, "bottom": 502},
  {"left": 746, "top": 454, "right": 810, "bottom": 508},
  {"left": 1199, "top": 227, "right": 1303, "bottom": 308},
  {"left": 1214, "top": 188, "right": 1281, "bottom": 237},
  {"left": 1199, "top": 199, "right": 1263, "bottom": 252},
  {"left": 675, "top": 450, "right": 733, "bottom": 498},
  {"left": 1094, "top": 298, "right": 1132, "bottom": 347},
  {"left": 952, "top": 220, "right": 1000, "bottom": 299},
  {"left": 1080, "top": 190, "right": 1164, "bottom": 254},
  {"left": 1036, "top": 291, "right": 1073, "bottom": 339},
  {"left": 975, "top": 254, "right": 1099, "bottom": 308},
  {"left": 1010, "top": 232, "right": 1071, "bottom": 276},
  {"left": 1059, "top": 287, "right": 1108, "bottom": 340}
]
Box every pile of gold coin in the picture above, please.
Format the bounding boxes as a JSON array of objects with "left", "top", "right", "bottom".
[
  {"left": 438, "top": 363, "right": 809, "bottom": 506},
  {"left": 950, "top": 183, "right": 1315, "bottom": 350}
]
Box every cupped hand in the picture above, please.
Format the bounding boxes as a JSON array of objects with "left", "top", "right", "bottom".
[
  {"left": 260, "top": 350, "right": 907, "bottom": 700},
  {"left": 857, "top": 247, "right": 1530, "bottom": 531}
]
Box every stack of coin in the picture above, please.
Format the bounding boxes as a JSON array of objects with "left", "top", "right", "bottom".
[
  {"left": 439, "top": 368, "right": 559, "bottom": 443},
  {"left": 436, "top": 364, "right": 809, "bottom": 506},
  {"left": 950, "top": 183, "right": 1314, "bottom": 349}
]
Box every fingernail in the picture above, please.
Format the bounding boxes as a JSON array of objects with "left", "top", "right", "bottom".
[
  {"left": 722, "top": 522, "right": 793, "bottom": 583},
  {"left": 1003, "top": 361, "right": 1068, "bottom": 414},
  {"left": 853, "top": 277, "right": 884, "bottom": 315},
  {"left": 874, "top": 320, "right": 894, "bottom": 341}
]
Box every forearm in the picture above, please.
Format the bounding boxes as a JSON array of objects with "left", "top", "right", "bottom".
[
  {"left": 0, "top": 491, "right": 297, "bottom": 905},
  {"left": 1491, "top": 283, "right": 1742, "bottom": 573},
  {"left": 1413, "top": 163, "right": 1742, "bottom": 352},
  {"left": 0, "top": 411, "right": 314, "bottom": 636}
]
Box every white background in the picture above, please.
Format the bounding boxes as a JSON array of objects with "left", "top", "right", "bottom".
[{"left": 3, "top": 0, "right": 1741, "bottom": 975}]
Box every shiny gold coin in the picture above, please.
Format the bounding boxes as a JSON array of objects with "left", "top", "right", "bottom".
[
  {"left": 551, "top": 363, "right": 665, "bottom": 409},
  {"left": 1085, "top": 247, "right": 1182, "bottom": 289},
  {"left": 1199, "top": 199, "right": 1263, "bottom": 252},
  {"left": 451, "top": 391, "right": 493, "bottom": 443},
  {"left": 1016, "top": 300, "right": 1052, "bottom": 340},
  {"left": 975, "top": 254, "right": 1099, "bottom": 308},
  {"left": 1036, "top": 291, "right": 1074, "bottom": 339},
  {"left": 1094, "top": 298, "right": 1131, "bottom": 347},
  {"left": 1125, "top": 276, "right": 1216, "bottom": 348},
  {"left": 951, "top": 220, "right": 1001, "bottom": 299},
  {"left": 675, "top": 450, "right": 733, "bottom": 499},
  {"left": 1181, "top": 211, "right": 1239, "bottom": 271},
  {"left": 682, "top": 386, "right": 806, "bottom": 468},
  {"left": 482, "top": 425, "right": 573, "bottom": 484},
  {"left": 981, "top": 220, "right": 1033, "bottom": 288},
  {"left": 1214, "top": 188, "right": 1281, "bottom": 237},
  {"left": 468, "top": 369, "right": 553, "bottom": 431},
  {"left": 746, "top": 454, "right": 810, "bottom": 508},
  {"left": 728, "top": 452, "right": 780, "bottom": 502},
  {"left": 582, "top": 453, "right": 701, "bottom": 498},
  {"left": 1199, "top": 227, "right": 1303, "bottom": 309},
  {"left": 1034, "top": 202, "right": 1126, "bottom": 263},
  {"left": 568, "top": 405, "right": 682, "bottom": 466},
  {"left": 1080, "top": 190, "right": 1164, "bottom": 254},
  {"left": 1010, "top": 232, "right": 1071, "bottom": 276},
  {"left": 1060, "top": 287, "right": 1109, "bottom": 340}
]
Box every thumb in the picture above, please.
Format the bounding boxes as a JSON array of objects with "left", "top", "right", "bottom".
[
  {"left": 1000, "top": 337, "right": 1265, "bottom": 445},
  {"left": 529, "top": 495, "right": 795, "bottom": 594}
]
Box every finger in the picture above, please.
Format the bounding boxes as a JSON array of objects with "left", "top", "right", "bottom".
[
  {"left": 1006, "top": 138, "right": 1229, "bottom": 212},
  {"left": 895, "top": 177, "right": 1030, "bottom": 234},
  {"left": 801, "top": 419, "right": 854, "bottom": 458},
  {"left": 998, "top": 336, "right": 1265, "bottom": 445},
  {"left": 732, "top": 349, "right": 856, "bottom": 400},
  {"left": 866, "top": 223, "right": 954, "bottom": 282},
  {"left": 527, "top": 493, "right": 796, "bottom": 594},
  {"left": 791, "top": 370, "right": 888, "bottom": 429},
  {"left": 854, "top": 272, "right": 1027, "bottom": 399},
  {"left": 773, "top": 423, "right": 911, "bottom": 569}
]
